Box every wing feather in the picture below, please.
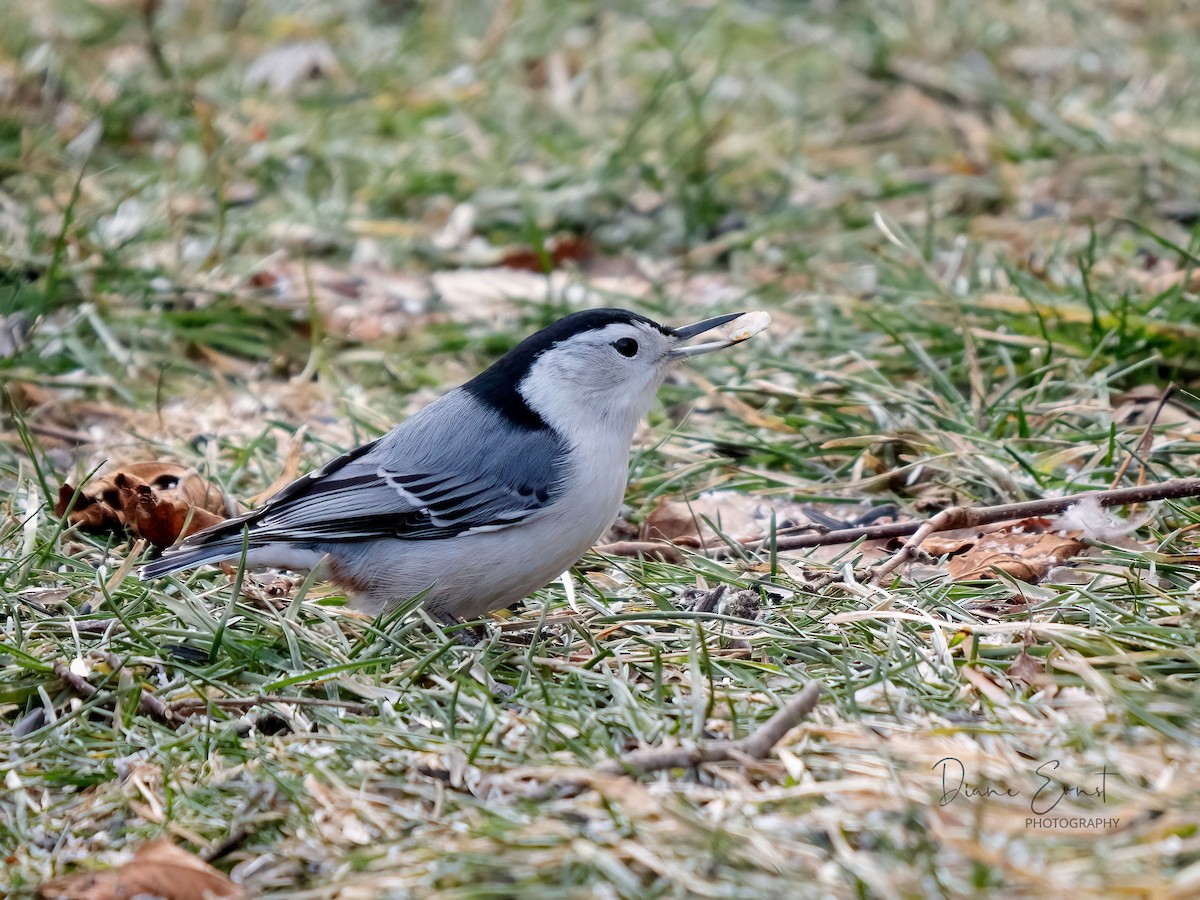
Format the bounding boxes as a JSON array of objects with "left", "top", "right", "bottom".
[{"left": 162, "top": 391, "right": 568, "bottom": 556}]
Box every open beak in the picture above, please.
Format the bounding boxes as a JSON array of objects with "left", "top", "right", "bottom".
[{"left": 667, "top": 312, "right": 745, "bottom": 359}]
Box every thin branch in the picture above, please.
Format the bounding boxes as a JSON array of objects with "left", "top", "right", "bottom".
[
  {"left": 594, "top": 540, "right": 685, "bottom": 564},
  {"left": 168, "top": 695, "right": 374, "bottom": 716},
  {"left": 52, "top": 660, "right": 373, "bottom": 724},
  {"left": 599, "top": 680, "right": 822, "bottom": 776},
  {"left": 597, "top": 479, "right": 1200, "bottom": 579},
  {"left": 867, "top": 477, "right": 1200, "bottom": 583},
  {"left": 734, "top": 681, "right": 823, "bottom": 759},
  {"left": 102, "top": 653, "right": 175, "bottom": 723},
  {"left": 27, "top": 422, "right": 96, "bottom": 445},
  {"left": 53, "top": 662, "right": 98, "bottom": 700},
  {"left": 868, "top": 507, "right": 957, "bottom": 584},
  {"left": 726, "top": 476, "right": 1200, "bottom": 557},
  {"left": 53, "top": 658, "right": 176, "bottom": 726}
]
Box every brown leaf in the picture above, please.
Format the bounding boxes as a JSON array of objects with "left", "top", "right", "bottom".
[
  {"left": 960, "top": 664, "right": 1011, "bottom": 707},
  {"left": 643, "top": 500, "right": 705, "bottom": 544},
  {"left": 36, "top": 838, "right": 245, "bottom": 900},
  {"left": 945, "top": 531, "right": 1085, "bottom": 582},
  {"left": 498, "top": 234, "right": 594, "bottom": 272},
  {"left": 920, "top": 535, "right": 977, "bottom": 557},
  {"left": 56, "top": 463, "right": 229, "bottom": 549},
  {"left": 643, "top": 492, "right": 817, "bottom": 547},
  {"left": 1007, "top": 644, "right": 1046, "bottom": 688},
  {"left": 1112, "top": 384, "right": 1200, "bottom": 429},
  {"left": 56, "top": 483, "right": 124, "bottom": 533},
  {"left": 115, "top": 473, "right": 225, "bottom": 548},
  {"left": 246, "top": 259, "right": 430, "bottom": 341}
]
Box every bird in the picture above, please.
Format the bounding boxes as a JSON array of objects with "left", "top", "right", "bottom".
[{"left": 141, "top": 307, "right": 759, "bottom": 621}]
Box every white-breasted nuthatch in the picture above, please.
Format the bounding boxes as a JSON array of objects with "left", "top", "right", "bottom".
[{"left": 140, "top": 307, "right": 766, "bottom": 620}]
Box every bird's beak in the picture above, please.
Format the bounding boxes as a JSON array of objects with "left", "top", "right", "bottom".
[{"left": 667, "top": 312, "right": 745, "bottom": 359}]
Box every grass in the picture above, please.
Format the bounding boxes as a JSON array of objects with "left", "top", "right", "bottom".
[{"left": 3, "top": 0, "right": 1200, "bottom": 896}]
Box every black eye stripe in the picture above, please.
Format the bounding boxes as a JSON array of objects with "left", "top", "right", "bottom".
[{"left": 613, "top": 337, "right": 638, "bottom": 357}]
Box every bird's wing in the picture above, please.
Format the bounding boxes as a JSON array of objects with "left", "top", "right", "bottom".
[{"left": 170, "top": 391, "right": 568, "bottom": 550}]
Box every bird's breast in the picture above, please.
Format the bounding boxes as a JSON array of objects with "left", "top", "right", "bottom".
[
  {"left": 336, "top": 425, "right": 635, "bottom": 619},
  {"left": 554, "top": 429, "right": 633, "bottom": 534}
]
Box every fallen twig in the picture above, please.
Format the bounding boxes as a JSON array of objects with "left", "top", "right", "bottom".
[
  {"left": 594, "top": 540, "right": 686, "bottom": 564},
  {"left": 27, "top": 422, "right": 97, "bottom": 445},
  {"left": 597, "top": 479, "right": 1200, "bottom": 579},
  {"left": 101, "top": 653, "right": 175, "bottom": 722},
  {"left": 53, "top": 661, "right": 374, "bottom": 724},
  {"left": 167, "top": 695, "right": 373, "bottom": 716},
  {"left": 53, "top": 658, "right": 176, "bottom": 726},
  {"left": 53, "top": 661, "right": 98, "bottom": 701},
  {"left": 867, "top": 477, "right": 1200, "bottom": 583},
  {"left": 599, "top": 680, "right": 822, "bottom": 776},
  {"left": 691, "top": 477, "right": 1200, "bottom": 561}
]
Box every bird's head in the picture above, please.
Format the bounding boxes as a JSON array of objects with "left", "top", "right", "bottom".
[{"left": 463, "top": 308, "right": 749, "bottom": 440}]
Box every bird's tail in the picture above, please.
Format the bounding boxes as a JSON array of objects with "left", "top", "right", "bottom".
[
  {"left": 139, "top": 539, "right": 253, "bottom": 581},
  {"left": 138, "top": 509, "right": 265, "bottom": 581}
]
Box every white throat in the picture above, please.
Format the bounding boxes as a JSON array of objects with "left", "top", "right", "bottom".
[{"left": 517, "top": 355, "right": 663, "bottom": 450}]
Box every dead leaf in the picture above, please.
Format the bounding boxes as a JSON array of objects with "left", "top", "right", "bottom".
[
  {"left": 960, "top": 664, "right": 1011, "bottom": 708},
  {"left": 56, "top": 462, "right": 229, "bottom": 549},
  {"left": 643, "top": 492, "right": 831, "bottom": 547},
  {"left": 1007, "top": 642, "right": 1046, "bottom": 688},
  {"left": 919, "top": 535, "right": 978, "bottom": 557},
  {"left": 36, "top": 838, "right": 245, "bottom": 899},
  {"left": 643, "top": 500, "right": 705, "bottom": 545},
  {"left": 497, "top": 234, "right": 594, "bottom": 272},
  {"left": 115, "top": 473, "right": 226, "bottom": 548},
  {"left": 246, "top": 259, "right": 430, "bottom": 341},
  {"left": 1112, "top": 384, "right": 1200, "bottom": 429},
  {"left": 943, "top": 531, "right": 1085, "bottom": 582},
  {"left": 238, "top": 570, "right": 304, "bottom": 606},
  {"left": 56, "top": 484, "right": 123, "bottom": 534}
]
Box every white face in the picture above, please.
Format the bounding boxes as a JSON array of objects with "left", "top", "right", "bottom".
[{"left": 518, "top": 320, "right": 680, "bottom": 441}]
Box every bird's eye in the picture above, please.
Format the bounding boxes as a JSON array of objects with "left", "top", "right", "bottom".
[{"left": 613, "top": 337, "right": 639, "bottom": 357}]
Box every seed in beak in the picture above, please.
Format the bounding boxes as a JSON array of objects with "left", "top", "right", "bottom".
[{"left": 669, "top": 311, "right": 771, "bottom": 358}]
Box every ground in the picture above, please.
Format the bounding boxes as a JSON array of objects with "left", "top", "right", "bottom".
[{"left": 2, "top": 1, "right": 1200, "bottom": 897}]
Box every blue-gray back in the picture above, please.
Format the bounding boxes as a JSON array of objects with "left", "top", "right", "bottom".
[{"left": 187, "top": 389, "right": 570, "bottom": 546}]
